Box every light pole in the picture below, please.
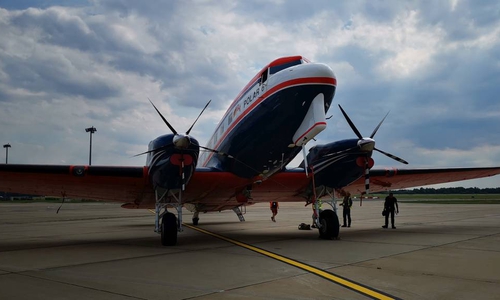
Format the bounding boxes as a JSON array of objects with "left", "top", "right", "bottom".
[
  {"left": 3, "top": 144, "right": 11, "bottom": 164},
  {"left": 85, "top": 126, "right": 97, "bottom": 165}
]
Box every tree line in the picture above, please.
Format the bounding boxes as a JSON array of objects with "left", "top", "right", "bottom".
[{"left": 380, "top": 187, "right": 500, "bottom": 194}]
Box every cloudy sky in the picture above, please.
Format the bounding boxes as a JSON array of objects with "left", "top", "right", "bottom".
[{"left": 1, "top": 0, "right": 499, "bottom": 188}]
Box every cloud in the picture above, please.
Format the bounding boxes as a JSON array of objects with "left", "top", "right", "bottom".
[{"left": 0, "top": 0, "right": 499, "bottom": 189}]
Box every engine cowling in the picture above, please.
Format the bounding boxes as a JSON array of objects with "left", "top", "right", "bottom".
[{"left": 147, "top": 134, "right": 200, "bottom": 190}]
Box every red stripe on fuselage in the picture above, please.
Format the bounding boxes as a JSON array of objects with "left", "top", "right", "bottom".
[{"left": 202, "top": 77, "right": 337, "bottom": 166}]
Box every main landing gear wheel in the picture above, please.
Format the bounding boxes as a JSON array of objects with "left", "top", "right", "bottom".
[
  {"left": 318, "top": 209, "right": 340, "bottom": 240},
  {"left": 192, "top": 218, "right": 199, "bottom": 225},
  {"left": 161, "top": 212, "right": 178, "bottom": 246}
]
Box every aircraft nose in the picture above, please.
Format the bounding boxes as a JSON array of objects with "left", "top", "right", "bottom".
[
  {"left": 314, "top": 63, "right": 336, "bottom": 79},
  {"left": 293, "top": 62, "right": 336, "bottom": 80}
]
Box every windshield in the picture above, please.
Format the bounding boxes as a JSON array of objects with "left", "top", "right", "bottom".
[{"left": 269, "top": 59, "right": 302, "bottom": 75}]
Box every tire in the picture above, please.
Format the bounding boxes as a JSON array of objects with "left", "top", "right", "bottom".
[
  {"left": 192, "top": 217, "right": 199, "bottom": 226},
  {"left": 318, "top": 209, "right": 340, "bottom": 240},
  {"left": 161, "top": 212, "right": 178, "bottom": 246}
]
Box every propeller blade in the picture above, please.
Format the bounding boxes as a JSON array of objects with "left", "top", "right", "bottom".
[
  {"left": 338, "top": 105, "right": 363, "bottom": 139},
  {"left": 369, "top": 111, "right": 390, "bottom": 138},
  {"left": 186, "top": 100, "right": 211, "bottom": 135},
  {"left": 199, "top": 146, "right": 234, "bottom": 159},
  {"left": 132, "top": 145, "right": 170, "bottom": 157},
  {"left": 322, "top": 146, "right": 360, "bottom": 158},
  {"left": 132, "top": 150, "right": 151, "bottom": 157},
  {"left": 200, "top": 145, "right": 272, "bottom": 178},
  {"left": 364, "top": 158, "right": 370, "bottom": 194},
  {"left": 148, "top": 98, "right": 178, "bottom": 135},
  {"left": 374, "top": 147, "right": 408, "bottom": 164}
]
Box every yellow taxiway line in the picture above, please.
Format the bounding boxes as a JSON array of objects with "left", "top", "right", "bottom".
[{"left": 184, "top": 223, "right": 399, "bottom": 300}]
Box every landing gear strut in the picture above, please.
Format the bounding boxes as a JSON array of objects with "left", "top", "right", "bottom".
[
  {"left": 154, "top": 189, "right": 183, "bottom": 246},
  {"left": 232, "top": 206, "right": 246, "bottom": 222},
  {"left": 311, "top": 187, "right": 340, "bottom": 240}
]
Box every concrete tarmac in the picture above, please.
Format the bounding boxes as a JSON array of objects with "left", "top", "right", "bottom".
[{"left": 0, "top": 200, "right": 499, "bottom": 299}]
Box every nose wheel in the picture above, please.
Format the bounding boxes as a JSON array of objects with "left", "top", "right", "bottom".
[{"left": 154, "top": 189, "right": 183, "bottom": 246}]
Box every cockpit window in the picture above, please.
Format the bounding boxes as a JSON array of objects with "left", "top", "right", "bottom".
[{"left": 269, "top": 59, "right": 302, "bottom": 75}]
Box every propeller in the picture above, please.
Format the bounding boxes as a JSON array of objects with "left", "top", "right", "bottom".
[
  {"left": 338, "top": 104, "right": 408, "bottom": 194},
  {"left": 338, "top": 104, "right": 408, "bottom": 164},
  {"left": 133, "top": 99, "right": 211, "bottom": 157},
  {"left": 148, "top": 98, "right": 211, "bottom": 149},
  {"left": 143, "top": 99, "right": 212, "bottom": 191}
]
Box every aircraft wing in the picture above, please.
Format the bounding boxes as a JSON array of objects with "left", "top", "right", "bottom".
[
  {"left": 2, "top": 164, "right": 499, "bottom": 210},
  {"left": 0, "top": 164, "right": 310, "bottom": 210},
  {"left": 342, "top": 167, "right": 500, "bottom": 195},
  {"left": 0, "top": 164, "right": 154, "bottom": 203}
]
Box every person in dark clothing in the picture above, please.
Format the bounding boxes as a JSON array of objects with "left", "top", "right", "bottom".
[
  {"left": 339, "top": 192, "right": 353, "bottom": 227},
  {"left": 383, "top": 192, "right": 399, "bottom": 229}
]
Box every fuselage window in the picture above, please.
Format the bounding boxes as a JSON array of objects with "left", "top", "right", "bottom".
[
  {"left": 260, "top": 69, "right": 268, "bottom": 85},
  {"left": 269, "top": 59, "right": 302, "bottom": 75}
]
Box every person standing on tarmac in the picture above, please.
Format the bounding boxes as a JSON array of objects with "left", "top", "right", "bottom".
[
  {"left": 311, "top": 199, "right": 323, "bottom": 228},
  {"left": 339, "top": 192, "right": 353, "bottom": 227},
  {"left": 383, "top": 192, "right": 399, "bottom": 229},
  {"left": 270, "top": 202, "right": 279, "bottom": 222}
]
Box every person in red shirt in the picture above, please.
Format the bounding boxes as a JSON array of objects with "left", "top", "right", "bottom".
[{"left": 270, "top": 202, "right": 279, "bottom": 222}]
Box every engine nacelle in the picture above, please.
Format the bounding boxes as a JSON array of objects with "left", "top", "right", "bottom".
[
  {"left": 147, "top": 134, "right": 200, "bottom": 190},
  {"left": 303, "top": 139, "right": 368, "bottom": 188}
]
